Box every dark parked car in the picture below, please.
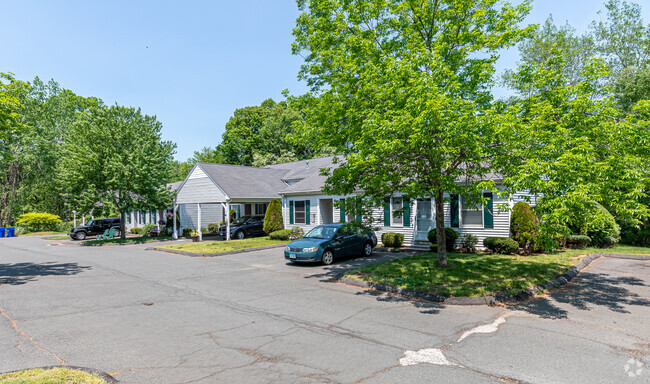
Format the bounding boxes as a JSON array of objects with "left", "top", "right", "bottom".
[
  {"left": 69, "top": 218, "right": 121, "bottom": 240},
  {"left": 284, "top": 223, "right": 377, "bottom": 265},
  {"left": 219, "top": 216, "right": 265, "bottom": 239}
]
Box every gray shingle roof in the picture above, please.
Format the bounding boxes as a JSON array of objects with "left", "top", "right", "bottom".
[
  {"left": 268, "top": 156, "right": 341, "bottom": 181},
  {"left": 167, "top": 181, "right": 183, "bottom": 192},
  {"left": 197, "top": 162, "right": 290, "bottom": 199}
]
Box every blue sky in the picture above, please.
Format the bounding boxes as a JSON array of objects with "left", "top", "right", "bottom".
[{"left": 2, "top": 1, "right": 648, "bottom": 160}]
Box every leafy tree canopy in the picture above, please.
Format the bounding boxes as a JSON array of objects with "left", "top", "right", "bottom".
[{"left": 292, "top": 0, "right": 533, "bottom": 266}]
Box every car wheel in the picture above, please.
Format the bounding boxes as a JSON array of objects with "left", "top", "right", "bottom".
[
  {"left": 321, "top": 249, "right": 334, "bottom": 265},
  {"left": 235, "top": 231, "right": 245, "bottom": 240},
  {"left": 362, "top": 242, "right": 373, "bottom": 256},
  {"left": 114, "top": 229, "right": 121, "bottom": 238},
  {"left": 75, "top": 231, "right": 86, "bottom": 240}
]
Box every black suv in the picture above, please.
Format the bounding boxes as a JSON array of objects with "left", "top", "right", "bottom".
[
  {"left": 218, "top": 216, "right": 265, "bottom": 239},
  {"left": 69, "top": 218, "right": 121, "bottom": 240}
]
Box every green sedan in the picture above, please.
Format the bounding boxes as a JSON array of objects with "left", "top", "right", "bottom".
[{"left": 284, "top": 223, "right": 377, "bottom": 265}]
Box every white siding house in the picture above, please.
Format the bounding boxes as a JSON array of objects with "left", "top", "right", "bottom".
[{"left": 172, "top": 155, "right": 531, "bottom": 248}]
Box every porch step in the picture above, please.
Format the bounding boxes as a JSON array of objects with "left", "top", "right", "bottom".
[{"left": 411, "top": 240, "right": 432, "bottom": 251}]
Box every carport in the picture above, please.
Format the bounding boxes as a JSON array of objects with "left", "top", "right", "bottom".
[{"left": 172, "top": 162, "right": 289, "bottom": 241}]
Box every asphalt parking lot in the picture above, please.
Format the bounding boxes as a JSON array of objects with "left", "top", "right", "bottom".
[{"left": 1, "top": 236, "right": 648, "bottom": 383}]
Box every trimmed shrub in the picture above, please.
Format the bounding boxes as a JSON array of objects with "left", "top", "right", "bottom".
[
  {"left": 459, "top": 233, "right": 478, "bottom": 253},
  {"left": 602, "top": 236, "right": 618, "bottom": 248},
  {"left": 566, "top": 235, "right": 591, "bottom": 249},
  {"left": 142, "top": 223, "right": 155, "bottom": 236},
  {"left": 429, "top": 244, "right": 438, "bottom": 252},
  {"left": 207, "top": 223, "right": 220, "bottom": 233},
  {"left": 182, "top": 228, "right": 193, "bottom": 237},
  {"left": 263, "top": 198, "right": 284, "bottom": 234},
  {"left": 570, "top": 201, "right": 620, "bottom": 248},
  {"left": 15, "top": 212, "right": 62, "bottom": 232},
  {"left": 381, "top": 232, "right": 404, "bottom": 248},
  {"left": 428, "top": 228, "right": 460, "bottom": 252},
  {"left": 269, "top": 229, "right": 291, "bottom": 240},
  {"left": 289, "top": 226, "right": 304, "bottom": 240},
  {"left": 511, "top": 202, "right": 539, "bottom": 254},
  {"left": 484, "top": 237, "right": 519, "bottom": 254},
  {"left": 130, "top": 227, "right": 143, "bottom": 234}
]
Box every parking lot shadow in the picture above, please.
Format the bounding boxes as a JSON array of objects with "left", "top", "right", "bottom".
[
  {"left": 0, "top": 262, "right": 91, "bottom": 286},
  {"left": 295, "top": 251, "right": 414, "bottom": 282},
  {"left": 511, "top": 270, "right": 649, "bottom": 319}
]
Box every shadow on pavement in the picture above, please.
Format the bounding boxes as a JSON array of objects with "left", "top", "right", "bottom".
[
  {"left": 511, "top": 270, "right": 649, "bottom": 319},
  {"left": 0, "top": 262, "right": 91, "bottom": 286},
  {"left": 293, "top": 251, "right": 414, "bottom": 282}
]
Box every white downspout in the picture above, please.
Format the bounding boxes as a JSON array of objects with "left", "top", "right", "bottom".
[
  {"left": 226, "top": 200, "right": 231, "bottom": 241},
  {"left": 173, "top": 203, "right": 178, "bottom": 239}
]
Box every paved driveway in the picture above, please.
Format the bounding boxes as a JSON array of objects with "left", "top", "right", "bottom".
[{"left": 0, "top": 237, "right": 648, "bottom": 383}]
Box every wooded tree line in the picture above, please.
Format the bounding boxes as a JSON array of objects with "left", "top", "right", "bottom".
[
  {"left": 291, "top": 0, "right": 650, "bottom": 265},
  {"left": 0, "top": 76, "right": 175, "bottom": 233}
]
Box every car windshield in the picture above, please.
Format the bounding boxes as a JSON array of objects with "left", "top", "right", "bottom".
[
  {"left": 232, "top": 216, "right": 250, "bottom": 225},
  {"left": 304, "top": 226, "right": 337, "bottom": 239}
]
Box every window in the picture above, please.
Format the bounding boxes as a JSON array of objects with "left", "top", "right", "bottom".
[
  {"left": 128, "top": 213, "right": 131, "bottom": 224},
  {"left": 244, "top": 204, "right": 252, "bottom": 216},
  {"left": 255, "top": 203, "right": 267, "bottom": 216},
  {"left": 392, "top": 198, "right": 403, "bottom": 227},
  {"left": 294, "top": 201, "right": 306, "bottom": 224},
  {"left": 461, "top": 196, "right": 483, "bottom": 227}
]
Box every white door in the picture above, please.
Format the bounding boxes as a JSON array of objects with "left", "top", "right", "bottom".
[{"left": 415, "top": 199, "right": 433, "bottom": 241}]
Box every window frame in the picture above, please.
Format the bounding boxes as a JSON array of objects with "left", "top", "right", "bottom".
[
  {"left": 294, "top": 200, "right": 306, "bottom": 225},
  {"left": 460, "top": 195, "right": 484, "bottom": 228}
]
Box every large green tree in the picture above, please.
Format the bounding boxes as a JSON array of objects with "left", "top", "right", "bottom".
[
  {"left": 497, "top": 56, "right": 650, "bottom": 250},
  {"left": 292, "top": 0, "right": 532, "bottom": 266},
  {"left": 59, "top": 105, "right": 176, "bottom": 238},
  {"left": 0, "top": 72, "right": 30, "bottom": 225}
]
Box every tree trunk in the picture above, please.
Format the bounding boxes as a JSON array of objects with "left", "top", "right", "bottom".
[
  {"left": 120, "top": 210, "right": 126, "bottom": 239},
  {"left": 435, "top": 188, "right": 448, "bottom": 267}
]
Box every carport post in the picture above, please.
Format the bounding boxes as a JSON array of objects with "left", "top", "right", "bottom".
[
  {"left": 226, "top": 200, "right": 231, "bottom": 241},
  {"left": 172, "top": 204, "right": 178, "bottom": 240},
  {"left": 197, "top": 203, "right": 202, "bottom": 242}
]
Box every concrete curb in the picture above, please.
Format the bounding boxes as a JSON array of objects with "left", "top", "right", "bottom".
[
  {"left": 338, "top": 253, "right": 648, "bottom": 306},
  {"left": 80, "top": 238, "right": 180, "bottom": 247},
  {"left": 148, "top": 243, "right": 288, "bottom": 257},
  {"left": 0, "top": 365, "right": 119, "bottom": 383}
]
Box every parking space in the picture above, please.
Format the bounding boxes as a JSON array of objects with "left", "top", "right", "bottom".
[{"left": 0, "top": 237, "right": 648, "bottom": 383}]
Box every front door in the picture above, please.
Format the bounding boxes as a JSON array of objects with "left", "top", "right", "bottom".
[{"left": 415, "top": 199, "right": 433, "bottom": 241}]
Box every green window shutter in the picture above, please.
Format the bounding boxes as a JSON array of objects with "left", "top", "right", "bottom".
[
  {"left": 237, "top": 205, "right": 241, "bottom": 218},
  {"left": 384, "top": 198, "right": 390, "bottom": 226},
  {"left": 356, "top": 200, "right": 362, "bottom": 222},
  {"left": 305, "top": 200, "right": 311, "bottom": 225},
  {"left": 450, "top": 195, "right": 460, "bottom": 228},
  {"left": 340, "top": 199, "right": 346, "bottom": 223},
  {"left": 128, "top": 213, "right": 131, "bottom": 224},
  {"left": 289, "top": 201, "right": 294, "bottom": 225},
  {"left": 483, "top": 192, "right": 494, "bottom": 229},
  {"left": 403, "top": 198, "right": 411, "bottom": 227}
]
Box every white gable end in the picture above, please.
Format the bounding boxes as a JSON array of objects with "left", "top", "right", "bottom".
[{"left": 176, "top": 165, "right": 228, "bottom": 204}]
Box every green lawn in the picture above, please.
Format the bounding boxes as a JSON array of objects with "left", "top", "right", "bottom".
[
  {"left": 344, "top": 245, "right": 650, "bottom": 298},
  {"left": 0, "top": 367, "right": 106, "bottom": 384},
  {"left": 160, "top": 236, "right": 287, "bottom": 254},
  {"left": 82, "top": 236, "right": 173, "bottom": 245},
  {"left": 20, "top": 231, "right": 62, "bottom": 236},
  {"left": 42, "top": 235, "right": 72, "bottom": 240}
]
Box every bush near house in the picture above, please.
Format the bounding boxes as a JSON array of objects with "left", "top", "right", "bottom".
[
  {"left": 459, "top": 233, "right": 478, "bottom": 253},
  {"left": 15, "top": 212, "right": 62, "bottom": 232},
  {"left": 382, "top": 232, "right": 404, "bottom": 249},
  {"left": 484, "top": 237, "right": 519, "bottom": 254},
  {"left": 182, "top": 228, "right": 193, "bottom": 237},
  {"left": 566, "top": 235, "right": 591, "bottom": 249},
  {"left": 269, "top": 229, "right": 292, "bottom": 240},
  {"left": 289, "top": 226, "right": 304, "bottom": 240},
  {"left": 264, "top": 198, "right": 284, "bottom": 234},
  {"left": 130, "top": 227, "right": 143, "bottom": 234},
  {"left": 427, "top": 228, "right": 459, "bottom": 252},
  {"left": 207, "top": 223, "right": 220, "bottom": 233},
  {"left": 569, "top": 201, "right": 620, "bottom": 248},
  {"left": 511, "top": 202, "right": 539, "bottom": 254}
]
